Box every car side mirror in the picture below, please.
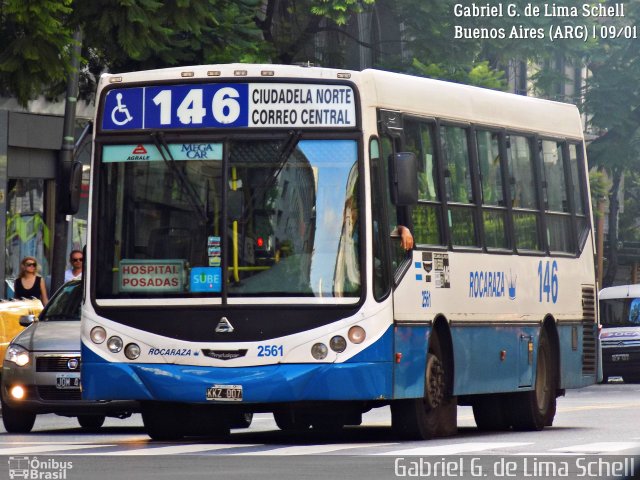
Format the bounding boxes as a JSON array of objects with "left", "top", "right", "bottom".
[{"left": 19, "top": 314, "right": 37, "bottom": 327}]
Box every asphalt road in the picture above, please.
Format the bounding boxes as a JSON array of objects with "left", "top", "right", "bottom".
[{"left": 1, "top": 382, "right": 639, "bottom": 480}]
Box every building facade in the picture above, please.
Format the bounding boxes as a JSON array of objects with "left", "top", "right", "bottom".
[{"left": 0, "top": 106, "right": 91, "bottom": 297}]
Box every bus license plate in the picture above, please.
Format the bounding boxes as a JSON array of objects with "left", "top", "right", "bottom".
[
  {"left": 56, "top": 374, "right": 81, "bottom": 389},
  {"left": 612, "top": 353, "right": 630, "bottom": 362},
  {"left": 206, "top": 385, "right": 242, "bottom": 402}
]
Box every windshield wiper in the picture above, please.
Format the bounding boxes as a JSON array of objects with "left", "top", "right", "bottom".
[
  {"left": 238, "top": 131, "right": 301, "bottom": 224},
  {"left": 267, "top": 130, "right": 302, "bottom": 189},
  {"left": 152, "top": 132, "right": 208, "bottom": 223}
]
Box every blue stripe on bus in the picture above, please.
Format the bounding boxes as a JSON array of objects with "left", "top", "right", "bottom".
[{"left": 81, "top": 333, "right": 395, "bottom": 402}]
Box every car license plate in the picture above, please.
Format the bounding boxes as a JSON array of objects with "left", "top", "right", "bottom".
[
  {"left": 612, "top": 353, "right": 630, "bottom": 362},
  {"left": 56, "top": 373, "right": 81, "bottom": 389},
  {"left": 206, "top": 385, "right": 242, "bottom": 401}
]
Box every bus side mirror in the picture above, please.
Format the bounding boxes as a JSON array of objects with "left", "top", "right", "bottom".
[
  {"left": 59, "top": 161, "right": 83, "bottom": 215},
  {"left": 67, "top": 161, "right": 83, "bottom": 215},
  {"left": 389, "top": 152, "right": 418, "bottom": 206}
]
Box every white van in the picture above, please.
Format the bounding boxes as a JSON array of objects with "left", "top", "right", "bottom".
[{"left": 599, "top": 284, "right": 640, "bottom": 382}]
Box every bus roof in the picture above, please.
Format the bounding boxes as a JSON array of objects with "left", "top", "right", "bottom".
[
  {"left": 99, "top": 63, "right": 584, "bottom": 139},
  {"left": 600, "top": 284, "right": 640, "bottom": 300}
]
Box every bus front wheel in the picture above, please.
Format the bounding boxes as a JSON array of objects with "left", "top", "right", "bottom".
[
  {"left": 391, "top": 333, "right": 457, "bottom": 440},
  {"left": 141, "top": 402, "right": 185, "bottom": 441}
]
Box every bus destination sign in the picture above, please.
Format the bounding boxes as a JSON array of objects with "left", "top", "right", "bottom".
[{"left": 102, "top": 83, "right": 357, "bottom": 131}]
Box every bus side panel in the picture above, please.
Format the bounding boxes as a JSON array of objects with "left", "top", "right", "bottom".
[
  {"left": 392, "top": 325, "right": 429, "bottom": 399},
  {"left": 558, "top": 323, "right": 596, "bottom": 389},
  {"left": 451, "top": 325, "right": 538, "bottom": 396}
]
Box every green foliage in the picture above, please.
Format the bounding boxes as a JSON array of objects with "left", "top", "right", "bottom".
[
  {"left": 412, "top": 59, "right": 506, "bottom": 91},
  {"left": 310, "top": 0, "right": 375, "bottom": 25},
  {"left": 0, "top": 0, "right": 75, "bottom": 102},
  {"left": 619, "top": 171, "right": 640, "bottom": 242},
  {"left": 1, "top": 0, "right": 267, "bottom": 105},
  {"left": 589, "top": 170, "right": 610, "bottom": 204}
]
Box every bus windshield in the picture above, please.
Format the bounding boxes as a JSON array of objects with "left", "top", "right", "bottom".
[
  {"left": 600, "top": 297, "right": 640, "bottom": 328},
  {"left": 95, "top": 138, "right": 360, "bottom": 300}
]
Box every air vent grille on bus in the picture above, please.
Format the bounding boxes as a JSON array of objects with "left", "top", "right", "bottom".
[{"left": 581, "top": 285, "right": 597, "bottom": 375}]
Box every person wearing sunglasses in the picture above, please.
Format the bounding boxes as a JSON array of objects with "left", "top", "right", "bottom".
[
  {"left": 14, "top": 256, "right": 48, "bottom": 305},
  {"left": 65, "top": 250, "right": 84, "bottom": 282}
]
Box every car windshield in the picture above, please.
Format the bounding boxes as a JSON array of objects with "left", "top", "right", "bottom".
[
  {"left": 41, "top": 282, "right": 82, "bottom": 321},
  {"left": 600, "top": 298, "right": 640, "bottom": 328},
  {"left": 95, "top": 138, "right": 361, "bottom": 300}
]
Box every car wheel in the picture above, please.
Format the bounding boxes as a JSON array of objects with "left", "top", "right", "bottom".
[
  {"left": 1, "top": 397, "right": 36, "bottom": 433},
  {"left": 77, "top": 415, "right": 106, "bottom": 431}
]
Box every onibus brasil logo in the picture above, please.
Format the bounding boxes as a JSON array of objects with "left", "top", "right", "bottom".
[{"left": 8, "top": 456, "right": 73, "bottom": 480}]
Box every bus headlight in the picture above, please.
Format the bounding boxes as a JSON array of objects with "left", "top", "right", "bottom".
[
  {"left": 311, "top": 343, "right": 328, "bottom": 360},
  {"left": 5, "top": 345, "right": 30, "bottom": 367},
  {"left": 90, "top": 326, "right": 107, "bottom": 344},
  {"left": 348, "top": 326, "right": 366, "bottom": 344},
  {"left": 124, "top": 343, "right": 141, "bottom": 360},
  {"left": 107, "top": 336, "right": 123, "bottom": 353},
  {"left": 330, "top": 335, "right": 347, "bottom": 353}
]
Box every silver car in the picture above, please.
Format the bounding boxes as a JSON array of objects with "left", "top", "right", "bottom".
[{"left": 1, "top": 280, "right": 136, "bottom": 433}]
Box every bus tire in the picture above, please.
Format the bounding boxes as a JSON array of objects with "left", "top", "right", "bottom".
[
  {"left": 1, "top": 398, "right": 36, "bottom": 433},
  {"left": 273, "top": 409, "right": 311, "bottom": 432},
  {"left": 77, "top": 415, "right": 105, "bottom": 431},
  {"left": 391, "top": 333, "right": 457, "bottom": 440},
  {"left": 509, "top": 329, "right": 554, "bottom": 431},
  {"left": 472, "top": 395, "right": 511, "bottom": 431},
  {"left": 142, "top": 402, "right": 185, "bottom": 441}
]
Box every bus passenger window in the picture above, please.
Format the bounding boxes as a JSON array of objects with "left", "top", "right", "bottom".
[
  {"left": 476, "top": 130, "right": 508, "bottom": 250},
  {"left": 568, "top": 143, "right": 589, "bottom": 247},
  {"left": 404, "top": 119, "right": 442, "bottom": 246},
  {"left": 541, "top": 140, "right": 573, "bottom": 253},
  {"left": 507, "top": 135, "right": 541, "bottom": 251},
  {"left": 440, "top": 125, "right": 477, "bottom": 247}
]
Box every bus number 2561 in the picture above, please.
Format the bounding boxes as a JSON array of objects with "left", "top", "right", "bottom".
[{"left": 257, "top": 345, "right": 284, "bottom": 357}]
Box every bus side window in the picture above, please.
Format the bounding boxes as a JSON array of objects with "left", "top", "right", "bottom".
[
  {"left": 476, "top": 130, "right": 509, "bottom": 250},
  {"left": 370, "top": 138, "right": 391, "bottom": 300},
  {"left": 506, "top": 135, "right": 541, "bottom": 251},
  {"left": 440, "top": 125, "right": 478, "bottom": 247},
  {"left": 541, "top": 139, "right": 574, "bottom": 253},
  {"left": 404, "top": 119, "right": 442, "bottom": 246},
  {"left": 568, "top": 143, "right": 590, "bottom": 249},
  {"left": 380, "top": 136, "right": 409, "bottom": 271}
]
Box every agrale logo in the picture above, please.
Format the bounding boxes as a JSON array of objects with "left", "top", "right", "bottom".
[{"left": 8, "top": 456, "right": 73, "bottom": 479}]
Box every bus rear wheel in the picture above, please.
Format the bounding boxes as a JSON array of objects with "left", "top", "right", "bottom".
[
  {"left": 508, "top": 329, "right": 556, "bottom": 431},
  {"left": 391, "top": 334, "right": 457, "bottom": 440},
  {"left": 472, "top": 394, "right": 511, "bottom": 431}
]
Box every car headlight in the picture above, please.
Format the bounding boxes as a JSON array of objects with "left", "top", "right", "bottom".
[{"left": 5, "top": 345, "right": 30, "bottom": 367}]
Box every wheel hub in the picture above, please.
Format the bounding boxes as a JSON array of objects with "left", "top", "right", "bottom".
[{"left": 425, "top": 354, "right": 445, "bottom": 409}]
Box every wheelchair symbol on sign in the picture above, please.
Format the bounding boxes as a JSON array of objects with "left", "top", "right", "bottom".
[{"left": 111, "top": 93, "right": 133, "bottom": 126}]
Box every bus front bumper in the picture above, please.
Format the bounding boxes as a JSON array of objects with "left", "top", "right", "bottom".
[{"left": 81, "top": 345, "right": 393, "bottom": 403}]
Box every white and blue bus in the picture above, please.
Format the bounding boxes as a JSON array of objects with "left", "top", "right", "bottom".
[{"left": 81, "top": 64, "right": 598, "bottom": 440}]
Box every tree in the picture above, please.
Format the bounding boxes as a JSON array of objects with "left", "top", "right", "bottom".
[
  {"left": 584, "top": 1, "right": 640, "bottom": 287},
  {"left": 0, "top": 0, "right": 266, "bottom": 105}
]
